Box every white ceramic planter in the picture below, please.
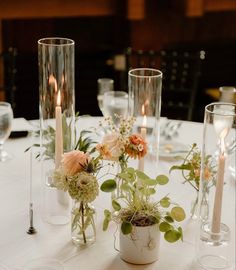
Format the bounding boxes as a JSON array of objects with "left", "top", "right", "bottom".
[{"left": 119, "top": 224, "right": 160, "bottom": 264}]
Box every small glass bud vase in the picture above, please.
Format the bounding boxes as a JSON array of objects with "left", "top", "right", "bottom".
[
  {"left": 196, "top": 102, "right": 236, "bottom": 270},
  {"left": 191, "top": 189, "right": 209, "bottom": 221},
  {"left": 71, "top": 201, "right": 96, "bottom": 246}
]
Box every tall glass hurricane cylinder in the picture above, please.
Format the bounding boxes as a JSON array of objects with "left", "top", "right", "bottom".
[
  {"left": 196, "top": 102, "right": 236, "bottom": 269},
  {"left": 38, "top": 37, "right": 75, "bottom": 225},
  {"left": 128, "top": 68, "right": 162, "bottom": 172}
]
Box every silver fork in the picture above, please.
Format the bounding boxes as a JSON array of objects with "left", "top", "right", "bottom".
[{"left": 165, "top": 122, "right": 182, "bottom": 140}]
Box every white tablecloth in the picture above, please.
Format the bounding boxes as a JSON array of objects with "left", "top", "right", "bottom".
[{"left": 0, "top": 117, "right": 235, "bottom": 270}]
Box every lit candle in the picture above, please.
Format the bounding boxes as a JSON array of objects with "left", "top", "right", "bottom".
[
  {"left": 211, "top": 128, "right": 227, "bottom": 234},
  {"left": 55, "top": 89, "right": 63, "bottom": 169},
  {"left": 138, "top": 105, "right": 147, "bottom": 172}
]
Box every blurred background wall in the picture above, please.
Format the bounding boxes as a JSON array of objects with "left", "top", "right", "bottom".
[{"left": 0, "top": 0, "right": 235, "bottom": 121}]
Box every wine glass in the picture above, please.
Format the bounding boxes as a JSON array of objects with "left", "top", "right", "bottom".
[
  {"left": 97, "top": 78, "right": 114, "bottom": 114},
  {"left": 103, "top": 91, "right": 128, "bottom": 124},
  {"left": 0, "top": 102, "right": 13, "bottom": 162}
]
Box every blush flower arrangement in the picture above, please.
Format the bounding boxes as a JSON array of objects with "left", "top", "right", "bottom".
[
  {"left": 53, "top": 132, "right": 102, "bottom": 245},
  {"left": 97, "top": 118, "right": 185, "bottom": 247},
  {"left": 96, "top": 116, "right": 147, "bottom": 166},
  {"left": 170, "top": 143, "right": 216, "bottom": 220},
  {"left": 96, "top": 116, "right": 147, "bottom": 197}
]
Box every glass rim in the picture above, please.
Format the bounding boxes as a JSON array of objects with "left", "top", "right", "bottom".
[
  {"left": 103, "top": 90, "right": 128, "bottom": 97},
  {"left": 219, "top": 86, "right": 236, "bottom": 93},
  {"left": 97, "top": 78, "right": 114, "bottom": 83},
  {"left": 128, "top": 68, "right": 162, "bottom": 78},
  {"left": 38, "top": 37, "right": 75, "bottom": 46},
  {"left": 0, "top": 101, "right": 12, "bottom": 107},
  {"left": 205, "top": 102, "right": 236, "bottom": 116}
]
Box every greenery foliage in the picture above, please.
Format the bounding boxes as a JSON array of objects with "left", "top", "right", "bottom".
[{"left": 101, "top": 167, "right": 185, "bottom": 243}]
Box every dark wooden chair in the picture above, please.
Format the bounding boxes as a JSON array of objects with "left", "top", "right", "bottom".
[
  {"left": 0, "top": 47, "right": 18, "bottom": 111},
  {"left": 123, "top": 47, "right": 205, "bottom": 121}
]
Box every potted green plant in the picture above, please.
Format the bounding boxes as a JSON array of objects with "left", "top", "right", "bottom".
[{"left": 101, "top": 167, "right": 186, "bottom": 264}]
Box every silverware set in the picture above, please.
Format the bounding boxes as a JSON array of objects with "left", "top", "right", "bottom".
[{"left": 160, "top": 120, "right": 182, "bottom": 140}]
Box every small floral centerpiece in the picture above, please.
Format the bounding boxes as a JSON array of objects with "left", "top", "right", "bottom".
[
  {"left": 101, "top": 167, "right": 186, "bottom": 264},
  {"left": 170, "top": 143, "right": 216, "bottom": 220},
  {"left": 53, "top": 133, "right": 101, "bottom": 246},
  {"left": 96, "top": 116, "right": 147, "bottom": 197}
]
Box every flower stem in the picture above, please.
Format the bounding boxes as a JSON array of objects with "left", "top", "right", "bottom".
[{"left": 80, "top": 202, "right": 87, "bottom": 244}]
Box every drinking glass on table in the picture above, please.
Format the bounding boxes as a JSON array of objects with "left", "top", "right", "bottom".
[
  {"left": 0, "top": 102, "right": 13, "bottom": 162},
  {"left": 97, "top": 78, "right": 114, "bottom": 114},
  {"left": 219, "top": 86, "right": 236, "bottom": 103},
  {"left": 103, "top": 91, "right": 128, "bottom": 124}
]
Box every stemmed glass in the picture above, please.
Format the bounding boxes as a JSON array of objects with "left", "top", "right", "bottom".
[
  {"left": 0, "top": 102, "right": 13, "bottom": 162},
  {"left": 103, "top": 91, "right": 128, "bottom": 124},
  {"left": 97, "top": 78, "right": 114, "bottom": 114}
]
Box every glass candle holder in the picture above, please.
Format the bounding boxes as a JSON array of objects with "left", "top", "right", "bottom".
[
  {"left": 38, "top": 37, "right": 75, "bottom": 225},
  {"left": 196, "top": 102, "right": 236, "bottom": 269},
  {"left": 128, "top": 68, "right": 162, "bottom": 172}
]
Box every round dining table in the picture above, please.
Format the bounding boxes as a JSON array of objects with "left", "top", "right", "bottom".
[{"left": 0, "top": 117, "right": 235, "bottom": 270}]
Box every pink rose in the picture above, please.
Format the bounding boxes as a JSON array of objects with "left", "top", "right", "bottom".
[
  {"left": 62, "top": 150, "right": 91, "bottom": 176},
  {"left": 97, "top": 132, "right": 124, "bottom": 161}
]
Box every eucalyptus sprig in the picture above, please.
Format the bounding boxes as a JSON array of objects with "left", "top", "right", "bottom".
[
  {"left": 101, "top": 167, "right": 185, "bottom": 243},
  {"left": 25, "top": 112, "right": 97, "bottom": 160},
  {"left": 169, "top": 143, "right": 216, "bottom": 192}
]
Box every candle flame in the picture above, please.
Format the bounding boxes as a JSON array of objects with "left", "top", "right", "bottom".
[
  {"left": 141, "top": 104, "right": 145, "bottom": 116},
  {"left": 141, "top": 104, "right": 147, "bottom": 127},
  {"left": 49, "top": 75, "right": 58, "bottom": 93},
  {"left": 141, "top": 100, "right": 149, "bottom": 127}
]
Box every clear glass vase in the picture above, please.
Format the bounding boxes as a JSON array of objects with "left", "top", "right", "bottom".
[
  {"left": 196, "top": 102, "right": 236, "bottom": 269},
  {"left": 128, "top": 68, "right": 162, "bottom": 171},
  {"left": 191, "top": 190, "right": 209, "bottom": 221},
  {"left": 71, "top": 201, "right": 96, "bottom": 246}
]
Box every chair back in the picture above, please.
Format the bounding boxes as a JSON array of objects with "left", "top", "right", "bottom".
[
  {"left": 123, "top": 47, "right": 205, "bottom": 120},
  {"left": 0, "top": 47, "right": 18, "bottom": 110}
]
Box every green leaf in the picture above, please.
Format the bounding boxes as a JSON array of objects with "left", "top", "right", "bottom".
[
  {"left": 178, "top": 227, "right": 183, "bottom": 241},
  {"left": 160, "top": 197, "right": 170, "bottom": 208},
  {"left": 117, "top": 172, "right": 132, "bottom": 181},
  {"left": 100, "top": 180, "right": 117, "bottom": 192},
  {"left": 164, "top": 215, "right": 174, "bottom": 223},
  {"left": 143, "top": 188, "right": 156, "bottom": 196},
  {"left": 121, "top": 221, "right": 132, "bottom": 235},
  {"left": 103, "top": 218, "right": 110, "bottom": 231},
  {"left": 169, "top": 164, "right": 192, "bottom": 174},
  {"left": 136, "top": 170, "right": 149, "bottom": 180},
  {"left": 159, "top": 222, "right": 173, "bottom": 232},
  {"left": 120, "top": 183, "right": 132, "bottom": 192},
  {"left": 171, "top": 207, "right": 186, "bottom": 222},
  {"left": 125, "top": 167, "right": 135, "bottom": 175},
  {"left": 103, "top": 210, "right": 112, "bottom": 231},
  {"left": 112, "top": 200, "right": 121, "bottom": 211},
  {"left": 156, "top": 175, "right": 169, "bottom": 185},
  {"left": 164, "top": 230, "right": 182, "bottom": 243},
  {"left": 141, "top": 178, "right": 159, "bottom": 186},
  {"left": 104, "top": 209, "right": 111, "bottom": 218}
]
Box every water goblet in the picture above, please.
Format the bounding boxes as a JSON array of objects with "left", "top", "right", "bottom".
[
  {"left": 103, "top": 91, "right": 128, "bottom": 124},
  {"left": 97, "top": 78, "right": 114, "bottom": 114},
  {"left": 0, "top": 102, "right": 13, "bottom": 162}
]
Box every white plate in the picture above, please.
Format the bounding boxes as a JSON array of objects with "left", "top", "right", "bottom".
[{"left": 159, "top": 141, "right": 189, "bottom": 160}]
